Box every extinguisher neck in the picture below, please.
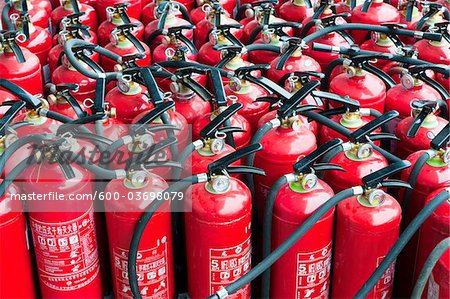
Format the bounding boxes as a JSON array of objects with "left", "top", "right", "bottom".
[
  {"left": 340, "top": 111, "right": 364, "bottom": 128},
  {"left": 292, "top": 0, "right": 307, "bottom": 6}
]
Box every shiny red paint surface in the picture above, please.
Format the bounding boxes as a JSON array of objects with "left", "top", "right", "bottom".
[
  {"left": 332, "top": 193, "right": 401, "bottom": 298},
  {"left": 51, "top": 3, "right": 98, "bottom": 33},
  {"left": 0, "top": 90, "right": 19, "bottom": 116},
  {"left": 17, "top": 26, "right": 52, "bottom": 67},
  {"left": 323, "top": 150, "right": 388, "bottom": 193},
  {"left": 0, "top": 183, "right": 35, "bottom": 299},
  {"left": 101, "top": 42, "right": 151, "bottom": 72},
  {"left": 271, "top": 180, "right": 335, "bottom": 299},
  {"left": 184, "top": 144, "right": 240, "bottom": 177},
  {"left": 436, "top": 73, "right": 449, "bottom": 91},
  {"left": 242, "top": 16, "right": 292, "bottom": 44},
  {"left": 0, "top": 49, "right": 43, "bottom": 95},
  {"left": 414, "top": 186, "right": 450, "bottom": 296},
  {"left": 97, "top": 18, "right": 144, "bottom": 46},
  {"left": 0, "top": 0, "right": 51, "bottom": 29},
  {"left": 152, "top": 43, "right": 198, "bottom": 63},
  {"left": 278, "top": 0, "right": 314, "bottom": 24},
  {"left": 145, "top": 17, "right": 193, "bottom": 50},
  {"left": 382, "top": 62, "right": 436, "bottom": 84},
  {"left": 194, "top": 16, "right": 243, "bottom": 49},
  {"left": 96, "top": 0, "right": 142, "bottom": 22},
  {"left": 257, "top": 111, "right": 318, "bottom": 135},
  {"left": 224, "top": 83, "right": 270, "bottom": 134},
  {"left": 329, "top": 72, "right": 386, "bottom": 113},
  {"left": 26, "top": 162, "right": 103, "bottom": 298},
  {"left": 198, "top": 42, "right": 225, "bottom": 66},
  {"left": 395, "top": 116, "right": 448, "bottom": 159},
  {"left": 254, "top": 126, "right": 317, "bottom": 214},
  {"left": 104, "top": 175, "right": 175, "bottom": 299},
  {"left": 385, "top": 83, "right": 441, "bottom": 120},
  {"left": 318, "top": 114, "right": 378, "bottom": 145},
  {"left": 141, "top": 2, "right": 182, "bottom": 25},
  {"left": 247, "top": 39, "right": 280, "bottom": 65},
  {"left": 173, "top": 93, "right": 212, "bottom": 124},
  {"left": 52, "top": 64, "right": 97, "bottom": 105},
  {"left": 268, "top": 54, "right": 321, "bottom": 85},
  {"left": 192, "top": 112, "right": 252, "bottom": 150},
  {"left": 350, "top": 2, "right": 401, "bottom": 44},
  {"left": 303, "top": 33, "right": 350, "bottom": 71},
  {"left": 184, "top": 178, "right": 252, "bottom": 299},
  {"left": 360, "top": 39, "right": 398, "bottom": 68}
]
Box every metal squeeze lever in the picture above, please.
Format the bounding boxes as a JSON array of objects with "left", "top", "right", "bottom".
[
  {"left": 349, "top": 110, "right": 400, "bottom": 143},
  {"left": 276, "top": 36, "right": 309, "bottom": 70},
  {"left": 116, "top": 53, "right": 146, "bottom": 70},
  {"left": 430, "top": 123, "right": 449, "bottom": 151},
  {"left": 0, "top": 30, "right": 26, "bottom": 63},
  {"left": 362, "top": 160, "right": 412, "bottom": 190},
  {"left": 311, "top": 0, "right": 336, "bottom": 20},
  {"left": 407, "top": 100, "right": 440, "bottom": 137},
  {"left": 0, "top": 101, "right": 26, "bottom": 136},
  {"left": 428, "top": 21, "right": 450, "bottom": 43},
  {"left": 111, "top": 23, "right": 145, "bottom": 53},
  {"left": 313, "top": 91, "right": 360, "bottom": 117},
  {"left": 45, "top": 83, "right": 88, "bottom": 119},
  {"left": 228, "top": 64, "right": 271, "bottom": 92},
  {"left": 408, "top": 64, "right": 450, "bottom": 101},
  {"left": 110, "top": 3, "right": 132, "bottom": 24},
  {"left": 172, "top": 67, "right": 213, "bottom": 103},
  {"left": 416, "top": 2, "right": 449, "bottom": 30},
  {"left": 59, "top": 12, "right": 91, "bottom": 37},
  {"left": 214, "top": 44, "right": 245, "bottom": 69},
  {"left": 300, "top": 13, "right": 354, "bottom": 45},
  {"left": 277, "top": 80, "right": 321, "bottom": 119},
  {"left": 280, "top": 71, "right": 325, "bottom": 91},
  {"left": 210, "top": 24, "right": 244, "bottom": 48},
  {"left": 293, "top": 139, "right": 345, "bottom": 174},
  {"left": 165, "top": 24, "right": 197, "bottom": 54}
]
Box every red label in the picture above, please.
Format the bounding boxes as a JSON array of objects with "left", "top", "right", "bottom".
[
  {"left": 374, "top": 256, "right": 395, "bottom": 299},
  {"left": 29, "top": 206, "right": 100, "bottom": 291},
  {"left": 113, "top": 237, "right": 170, "bottom": 299},
  {"left": 295, "top": 242, "right": 332, "bottom": 299},
  {"left": 209, "top": 237, "right": 251, "bottom": 298}
]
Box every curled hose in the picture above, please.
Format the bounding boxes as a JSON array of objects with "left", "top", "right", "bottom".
[
  {"left": 129, "top": 176, "right": 200, "bottom": 299},
  {"left": 261, "top": 175, "right": 290, "bottom": 298},
  {"left": 411, "top": 237, "right": 450, "bottom": 299},
  {"left": 354, "top": 189, "right": 450, "bottom": 298},
  {"left": 0, "top": 155, "right": 38, "bottom": 198},
  {"left": 401, "top": 151, "right": 433, "bottom": 227},
  {"left": 207, "top": 187, "right": 360, "bottom": 299}
]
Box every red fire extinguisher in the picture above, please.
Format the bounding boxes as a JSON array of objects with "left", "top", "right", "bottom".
[
  {"left": 396, "top": 124, "right": 449, "bottom": 297},
  {"left": 101, "top": 24, "right": 150, "bottom": 73},
  {"left": 141, "top": 0, "right": 183, "bottom": 25},
  {"left": 51, "top": 0, "right": 98, "bottom": 34},
  {"left": 385, "top": 64, "right": 447, "bottom": 133},
  {"left": 53, "top": 12, "right": 98, "bottom": 45},
  {"left": 168, "top": 66, "right": 212, "bottom": 124},
  {"left": 301, "top": 13, "right": 353, "bottom": 71},
  {"left": 194, "top": 2, "right": 242, "bottom": 49},
  {"left": 267, "top": 37, "right": 322, "bottom": 85},
  {"left": 97, "top": 3, "right": 144, "bottom": 47},
  {"left": 278, "top": 0, "right": 314, "bottom": 24},
  {"left": 350, "top": 0, "right": 401, "bottom": 44},
  {"left": 322, "top": 111, "right": 399, "bottom": 192},
  {"left": 175, "top": 103, "right": 244, "bottom": 179},
  {"left": 0, "top": 181, "right": 36, "bottom": 298},
  {"left": 6, "top": 5, "right": 52, "bottom": 71},
  {"left": 145, "top": 1, "right": 194, "bottom": 50},
  {"left": 1, "top": 0, "right": 51, "bottom": 30},
  {"left": 248, "top": 21, "right": 301, "bottom": 66},
  {"left": 261, "top": 139, "right": 344, "bottom": 299},
  {"left": 398, "top": 0, "right": 423, "bottom": 43},
  {"left": 413, "top": 186, "right": 450, "bottom": 297},
  {"left": 0, "top": 30, "right": 43, "bottom": 95},
  {"left": 395, "top": 100, "right": 448, "bottom": 159},
  {"left": 190, "top": 0, "right": 234, "bottom": 24},
  {"left": 45, "top": 83, "right": 89, "bottom": 119},
  {"left": 184, "top": 144, "right": 265, "bottom": 298},
  {"left": 331, "top": 160, "right": 411, "bottom": 298},
  {"left": 198, "top": 23, "right": 244, "bottom": 66},
  {"left": 192, "top": 68, "right": 252, "bottom": 149},
  {"left": 413, "top": 2, "right": 449, "bottom": 33},
  {"left": 96, "top": 0, "right": 142, "bottom": 23},
  {"left": 152, "top": 24, "right": 197, "bottom": 63}
]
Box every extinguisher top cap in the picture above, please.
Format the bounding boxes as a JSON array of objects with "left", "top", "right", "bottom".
[{"left": 200, "top": 102, "right": 244, "bottom": 138}]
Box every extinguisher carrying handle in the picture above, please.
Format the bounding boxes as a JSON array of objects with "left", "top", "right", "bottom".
[
  {"left": 118, "top": 53, "right": 146, "bottom": 70},
  {"left": 361, "top": 61, "right": 397, "bottom": 89},
  {"left": 125, "top": 136, "right": 178, "bottom": 171},
  {"left": 0, "top": 30, "right": 25, "bottom": 63},
  {"left": 59, "top": 12, "right": 91, "bottom": 37},
  {"left": 45, "top": 83, "right": 88, "bottom": 119},
  {"left": 214, "top": 45, "right": 245, "bottom": 69},
  {"left": 166, "top": 24, "right": 198, "bottom": 54},
  {"left": 208, "top": 143, "right": 265, "bottom": 176},
  {"left": 362, "top": 160, "right": 412, "bottom": 189},
  {"left": 293, "top": 139, "right": 344, "bottom": 174},
  {"left": 112, "top": 2, "right": 132, "bottom": 24},
  {"left": 209, "top": 68, "right": 229, "bottom": 107},
  {"left": 407, "top": 100, "right": 439, "bottom": 137},
  {"left": 349, "top": 110, "right": 399, "bottom": 143},
  {"left": 212, "top": 23, "right": 244, "bottom": 48},
  {"left": 277, "top": 81, "right": 321, "bottom": 119},
  {"left": 0, "top": 101, "right": 26, "bottom": 136},
  {"left": 245, "top": 75, "right": 291, "bottom": 100},
  {"left": 134, "top": 101, "right": 175, "bottom": 127},
  {"left": 276, "top": 36, "right": 308, "bottom": 70},
  {"left": 404, "top": 0, "right": 419, "bottom": 22},
  {"left": 409, "top": 64, "right": 450, "bottom": 78},
  {"left": 312, "top": 91, "right": 360, "bottom": 114},
  {"left": 416, "top": 2, "right": 448, "bottom": 30},
  {"left": 173, "top": 67, "right": 214, "bottom": 102},
  {"left": 430, "top": 123, "right": 450, "bottom": 150},
  {"left": 429, "top": 21, "right": 450, "bottom": 43},
  {"left": 247, "top": 21, "right": 302, "bottom": 44},
  {"left": 138, "top": 67, "right": 166, "bottom": 105},
  {"left": 114, "top": 24, "right": 146, "bottom": 53},
  {"left": 0, "top": 79, "right": 42, "bottom": 109},
  {"left": 366, "top": 133, "right": 399, "bottom": 141},
  {"left": 361, "top": 0, "right": 375, "bottom": 12},
  {"left": 233, "top": 64, "right": 271, "bottom": 78},
  {"left": 200, "top": 103, "right": 244, "bottom": 139}
]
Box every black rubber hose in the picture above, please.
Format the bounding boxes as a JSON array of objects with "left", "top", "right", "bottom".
[
  {"left": 153, "top": 61, "right": 232, "bottom": 77},
  {"left": 0, "top": 155, "right": 37, "bottom": 198},
  {"left": 100, "top": 137, "right": 128, "bottom": 167},
  {"left": 320, "top": 58, "right": 345, "bottom": 91},
  {"left": 245, "top": 44, "right": 281, "bottom": 54},
  {"left": 299, "top": 20, "right": 318, "bottom": 38},
  {"left": 160, "top": 112, "right": 179, "bottom": 163},
  {"left": 354, "top": 189, "right": 450, "bottom": 298},
  {"left": 128, "top": 175, "right": 200, "bottom": 299},
  {"left": 67, "top": 151, "right": 120, "bottom": 180},
  {"left": 411, "top": 237, "right": 450, "bottom": 299},
  {"left": 1, "top": 2, "right": 14, "bottom": 31},
  {"left": 303, "top": 110, "right": 352, "bottom": 137},
  {"left": 173, "top": 141, "right": 196, "bottom": 179},
  {"left": 261, "top": 175, "right": 290, "bottom": 298},
  {"left": 207, "top": 187, "right": 359, "bottom": 298},
  {"left": 401, "top": 151, "right": 432, "bottom": 227}
]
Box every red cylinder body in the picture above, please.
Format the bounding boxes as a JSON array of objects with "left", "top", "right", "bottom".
[
  {"left": 395, "top": 115, "right": 448, "bottom": 159},
  {"left": 1, "top": 0, "right": 51, "bottom": 30},
  {"left": 26, "top": 162, "right": 103, "bottom": 298},
  {"left": 224, "top": 82, "right": 270, "bottom": 134},
  {"left": 414, "top": 40, "right": 450, "bottom": 66},
  {"left": 350, "top": 1, "right": 400, "bottom": 44},
  {"left": 101, "top": 41, "right": 151, "bottom": 73},
  {"left": 194, "top": 16, "right": 242, "bottom": 49},
  {"left": 51, "top": 3, "right": 98, "bottom": 33},
  {"left": 145, "top": 16, "right": 193, "bottom": 50},
  {"left": 254, "top": 126, "right": 317, "bottom": 215},
  {"left": 17, "top": 26, "right": 52, "bottom": 70},
  {"left": 198, "top": 42, "right": 229, "bottom": 66},
  {"left": 97, "top": 18, "right": 144, "bottom": 46},
  {"left": 0, "top": 183, "right": 36, "bottom": 299},
  {"left": 184, "top": 177, "right": 252, "bottom": 299},
  {"left": 278, "top": 0, "right": 314, "bottom": 23},
  {"left": 331, "top": 193, "right": 401, "bottom": 298},
  {"left": 329, "top": 71, "right": 386, "bottom": 113},
  {"left": 96, "top": 0, "right": 142, "bottom": 23},
  {"left": 324, "top": 150, "right": 388, "bottom": 193},
  {"left": 414, "top": 186, "right": 450, "bottom": 296},
  {"left": 303, "top": 32, "right": 350, "bottom": 71},
  {"left": 192, "top": 112, "right": 252, "bottom": 150},
  {"left": 0, "top": 48, "right": 43, "bottom": 95},
  {"left": 427, "top": 249, "right": 450, "bottom": 299},
  {"left": 268, "top": 54, "right": 321, "bottom": 85},
  {"left": 141, "top": 2, "right": 182, "bottom": 25},
  {"left": 270, "top": 179, "right": 335, "bottom": 298},
  {"left": 242, "top": 16, "right": 291, "bottom": 45},
  {"left": 258, "top": 112, "right": 318, "bottom": 135},
  {"left": 152, "top": 42, "right": 198, "bottom": 63},
  {"left": 360, "top": 38, "right": 398, "bottom": 68},
  {"left": 247, "top": 39, "right": 281, "bottom": 65},
  {"left": 104, "top": 175, "right": 175, "bottom": 299},
  {"left": 172, "top": 92, "right": 211, "bottom": 124}
]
